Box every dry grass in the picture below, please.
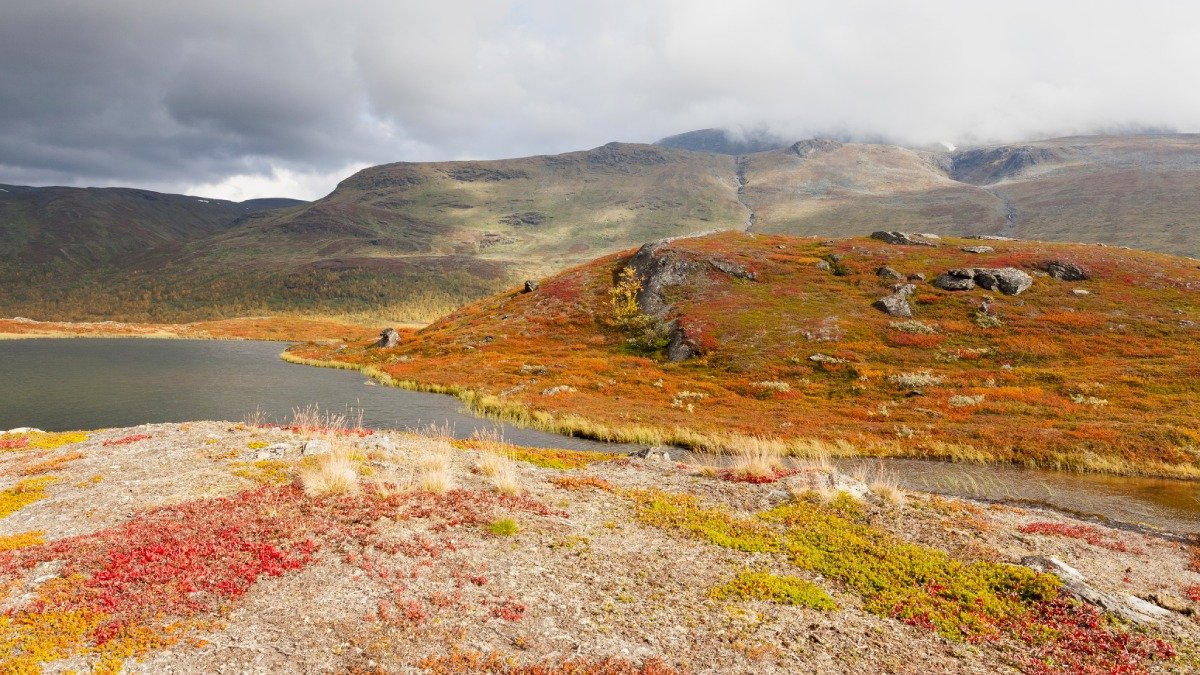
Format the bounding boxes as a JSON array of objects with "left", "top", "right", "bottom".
[
  {"left": 725, "top": 436, "right": 786, "bottom": 480},
  {"left": 854, "top": 462, "right": 907, "bottom": 505},
  {"left": 242, "top": 406, "right": 269, "bottom": 428},
  {"left": 299, "top": 449, "right": 359, "bottom": 497},
  {"left": 415, "top": 444, "right": 456, "bottom": 494}
]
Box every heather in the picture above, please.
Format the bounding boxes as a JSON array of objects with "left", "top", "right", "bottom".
[{"left": 288, "top": 232, "right": 1200, "bottom": 478}]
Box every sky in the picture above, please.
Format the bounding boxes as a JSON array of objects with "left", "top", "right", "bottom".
[{"left": 2, "top": 0, "right": 1198, "bottom": 201}]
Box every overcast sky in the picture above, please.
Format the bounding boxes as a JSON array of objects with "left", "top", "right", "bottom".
[{"left": 2, "top": 1, "right": 1198, "bottom": 201}]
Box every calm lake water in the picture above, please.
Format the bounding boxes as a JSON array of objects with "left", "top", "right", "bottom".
[
  {"left": 2, "top": 338, "right": 1197, "bottom": 533},
  {"left": 0, "top": 338, "right": 632, "bottom": 452}
]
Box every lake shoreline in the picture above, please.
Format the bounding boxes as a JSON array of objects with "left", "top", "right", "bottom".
[{"left": 0, "top": 315, "right": 408, "bottom": 343}]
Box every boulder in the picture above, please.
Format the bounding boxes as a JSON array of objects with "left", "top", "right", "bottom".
[
  {"left": 965, "top": 235, "right": 1015, "bottom": 241},
  {"left": 873, "top": 284, "right": 916, "bottom": 318},
  {"left": 933, "top": 269, "right": 977, "bottom": 291},
  {"left": 523, "top": 279, "right": 540, "bottom": 293},
  {"left": 814, "top": 260, "right": 831, "bottom": 271},
  {"left": 961, "top": 245, "right": 994, "bottom": 254},
  {"left": 974, "top": 267, "right": 1033, "bottom": 295},
  {"left": 876, "top": 266, "right": 903, "bottom": 280},
  {"left": 376, "top": 328, "right": 399, "bottom": 348},
  {"left": 907, "top": 272, "right": 926, "bottom": 282},
  {"left": 1041, "top": 260, "right": 1090, "bottom": 281},
  {"left": 870, "top": 231, "right": 938, "bottom": 247}
]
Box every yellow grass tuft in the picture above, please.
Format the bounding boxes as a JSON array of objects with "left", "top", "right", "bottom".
[
  {"left": 724, "top": 436, "right": 786, "bottom": 480},
  {"left": 298, "top": 450, "right": 359, "bottom": 496}
]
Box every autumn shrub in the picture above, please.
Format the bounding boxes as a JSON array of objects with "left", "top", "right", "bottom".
[
  {"left": 548, "top": 475, "right": 614, "bottom": 492},
  {"left": 0, "top": 477, "right": 58, "bottom": 518},
  {"left": 0, "top": 530, "right": 44, "bottom": 551},
  {"left": 418, "top": 650, "right": 684, "bottom": 674},
  {"left": 0, "top": 431, "right": 88, "bottom": 452},
  {"left": 1017, "top": 522, "right": 1141, "bottom": 554},
  {"left": 17, "top": 450, "right": 85, "bottom": 476},
  {"left": 102, "top": 434, "right": 151, "bottom": 447},
  {"left": 709, "top": 570, "right": 835, "bottom": 610}
]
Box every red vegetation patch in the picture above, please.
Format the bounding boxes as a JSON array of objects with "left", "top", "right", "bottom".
[
  {"left": 263, "top": 423, "right": 376, "bottom": 437},
  {"left": 0, "top": 437, "right": 29, "bottom": 450},
  {"left": 0, "top": 484, "right": 563, "bottom": 671},
  {"left": 102, "top": 433, "right": 152, "bottom": 447},
  {"left": 1185, "top": 585, "right": 1200, "bottom": 603},
  {"left": 1013, "top": 598, "right": 1176, "bottom": 675},
  {"left": 719, "top": 467, "right": 801, "bottom": 484},
  {"left": 548, "top": 475, "right": 615, "bottom": 492},
  {"left": 1017, "top": 522, "right": 1143, "bottom": 554},
  {"left": 418, "top": 651, "right": 685, "bottom": 674}
]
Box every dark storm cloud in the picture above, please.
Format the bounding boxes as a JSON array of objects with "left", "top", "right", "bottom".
[{"left": 1, "top": 1, "right": 1198, "bottom": 199}]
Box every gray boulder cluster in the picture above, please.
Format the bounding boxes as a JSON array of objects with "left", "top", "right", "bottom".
[{"left": 933, "top": 267, "right": 1033, "bottom": 295}]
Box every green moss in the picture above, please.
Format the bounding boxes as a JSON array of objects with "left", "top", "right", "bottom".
[{"left": 710, "top": 571, "right": 836, "bottom": 610}]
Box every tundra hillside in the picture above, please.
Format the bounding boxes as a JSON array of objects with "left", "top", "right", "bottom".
[{"left": 287, "top": 231, "right": 1200, "bottom": 479}]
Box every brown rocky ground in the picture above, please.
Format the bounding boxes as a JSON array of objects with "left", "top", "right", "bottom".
[{"left": 0, "top": 422, "right": 1196, "bottom": 673}]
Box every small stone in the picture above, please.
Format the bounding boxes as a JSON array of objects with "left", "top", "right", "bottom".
[
  {"left": 876, "top": 266, "right": 903, "bottom": 280},
  {"left": 907, "top": 273, "right": 926, "bottom": 282},
  {"left": 1073, "top": 289, "right": 1091, "bottom": 296},
  {"left": 815, "top": 260, "right": 831, "bottom": 270},
  {"left": 302, "top": 439, "right": 331, "bottom": 456},
  {"left": 961, "top": 245, "right": 994, "bottom": 254},
  {"left": 523, "top": 280, "right": 540, "bottom": 293}
]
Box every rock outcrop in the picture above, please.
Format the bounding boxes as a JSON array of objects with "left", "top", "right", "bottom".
[
  {"left": 624, "top": 240, "right": 758, "bottom": 361},
  {"left": 933, "top": 267, "right": 1033, "bottom": 295},
  {"left": 870, "top": 231, "right": 939, "bottom": 247},
  {"left": 1021, "top": 556, "right": 1172, "bottom": 625}
]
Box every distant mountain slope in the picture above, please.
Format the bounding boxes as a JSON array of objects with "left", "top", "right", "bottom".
[
  {"left": 211, "top": 142, "right": 743, "bottom": 269},
  {"left": 656, "top": 128, "right": 791, "bottom": 155},
  {"left": 0, "top": 184, "right": 302, "bottom": 265}
]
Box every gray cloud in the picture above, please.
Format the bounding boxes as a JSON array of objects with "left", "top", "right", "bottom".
[{"left": 2, "top": 0, "right": 1198, "bottom": 199}]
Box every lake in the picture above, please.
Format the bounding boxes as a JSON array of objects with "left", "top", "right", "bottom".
[
  {"left": 0, "top": 338, "right": 631, "bottom": 451},
  {"left": 2, "top": 338, "right": 1197, "bottom": 532}
]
